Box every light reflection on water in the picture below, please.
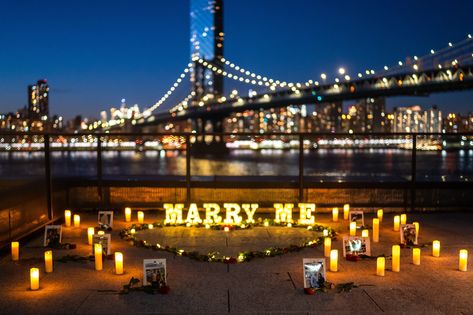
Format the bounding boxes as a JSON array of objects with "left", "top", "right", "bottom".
[{"left": 0, "top": 149, "right": 470, "bottom": 181}]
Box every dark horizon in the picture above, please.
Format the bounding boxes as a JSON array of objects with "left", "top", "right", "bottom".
[{"left": 1, "top": 0, "right": 473, "bottom": 120}]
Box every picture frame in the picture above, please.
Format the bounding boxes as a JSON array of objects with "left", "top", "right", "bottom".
[
  {"left": 92, "top": 233, "right": 111, "bottom": 255},
  {"left": 303, "top": 258, "right": 326, "bottom": 289},
  {"left": 342, "top": 236, "right": 371, "bottom": 257},
  {"left": 44, "top": 225, "right": 62, "bottom": 247},
  {"left": 400, "top": 224, "right": 418, "bottom": 246},
  {"left": 143, "top": 259, "right": 167, "bottom": 287},
  {"left": 348, "top": 210, "right": 364, "bottom": 228},
  {"left": 98, "top": 211, "right": 114, "bottom": 228}
]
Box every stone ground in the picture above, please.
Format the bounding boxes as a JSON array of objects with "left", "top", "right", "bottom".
[{"left": 0, "top": 211, "right": 473, "bottom": 314}]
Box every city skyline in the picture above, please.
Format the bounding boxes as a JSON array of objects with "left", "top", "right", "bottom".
[{"left": 1, "top": 0, "right": 473, "bottom": 119}]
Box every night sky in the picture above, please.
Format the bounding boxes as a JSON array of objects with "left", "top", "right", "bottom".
[{"left": 1, "top": 0, "right": 473, "bottom": 119}]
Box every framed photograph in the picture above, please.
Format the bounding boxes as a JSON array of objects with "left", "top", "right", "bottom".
[
  {"left": 343, "top": 236, "right": 371, "bottom": 257},
  {"left": 92, "top": 234, "right": 111, "bottom": 255},
  {"left": 400, "top": 224, "right": 418, "bottom": 246},
  {"left": 98, "top": 211, "right": 114, "bottom": 228},
  {"left": 349, "top": 211, "right": 364, "bottom": 227},
  {"left": 44, "top": 225, "right": 62, "bottom": 247},
  {"left": 303, "top": 258, "right": 326, "bottom": 289},
  {"left": 143, "top": 259, "right": 166, "bottom": 287}
]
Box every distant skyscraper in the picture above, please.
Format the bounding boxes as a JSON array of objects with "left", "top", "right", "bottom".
[
  {"left": 313, "top": 102, "right": 342, "bottom": 132},
  {"left": 190, "top": 0, "right": 224, "bottom": 103},
  {"left": 28, "top": 79, "right": 49, "bottom": 120},
  {"left": 393, "top": 105, "right": 442, "bottom": 133}
]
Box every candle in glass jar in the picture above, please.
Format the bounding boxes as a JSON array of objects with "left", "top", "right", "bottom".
[
  {"left": 95, "top": 244, "right": 103, "bottom": 271},
  {"left": 393, "top": 215, "right": 400, "bottom": 231},
  {"left": 324, "top": 237, "right": 331, "bottom": 257},
  {"left": 332, "top": 208, "right": 339, "bottom": 222},
  {"left": 30, "top": 268, "right": 39, "bottom": 290},
  {"left": 125, "top": 207, "right": 132, "bottom": 222},
  {"left": 64, "top": 210, "right": 71, "bottom": 227},
  {"left": 11, "top": 241, "right": 19, "bottom": 261},
  {"left": 413, "top": 222, "right": 419, "bottom": 237},
  {"left": 392, "top": 245, "right": 400, "bottom": 272},
  {"left": 459, "top": 249, "right": 468, "bottom": 272},
  {"left": 361, "top": 229, "right": 369, "bottom": 238},
  {"left": 432, "top": 240, "right": 440, "bottom": 257},
  {"left": 137, "top": 211, "right": 144, "bottom": 224},
  {"left": 412, "top": 248, "right": 421, "bottom": 265},
  {"left": 343, "top": 204, "right": 350, "bottom": 220},
  {"left": 115, "top": 252, "right": 124, "bottom": 275},
  {"left": 87, "top": 227, "right": 94, "bottom": 245},
  {"left": 44, "top": 250, "right": 53, "bottom": 273},
  {"left": 400, "top": 214, "right": 407, "bottom": 225},
  {"left": 373, "top": 218, "right": 379, "bottom": 243},
  {"left": 323, "top": 229, "right": 329, "bottom": 237},
  {"left": 73, "top": 214, "right": 80, "bottom": 228},
  {"left": 377, "top": 209, "right": 383, "bottom": 222},
  {"left": 349, "top": 221, "right": 356, "bottom": 236},
  {"left": 330, "top": 249, "right": 338, "bottom": 272},
  {"left": 376, "top": 257, "right": 385, "bottom": 276},
  {"left": 97, "top": 230, "right": 105, "bottom": 236}
]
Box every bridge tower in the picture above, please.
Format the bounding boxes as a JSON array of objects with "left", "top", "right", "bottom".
[{"left": 189, "top": 0, "right": 227, "bottom": 153}]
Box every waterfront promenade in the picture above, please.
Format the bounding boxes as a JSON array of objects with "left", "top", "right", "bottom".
[{"left": 0, "top": 211, "right": 472, "bottom": 314}]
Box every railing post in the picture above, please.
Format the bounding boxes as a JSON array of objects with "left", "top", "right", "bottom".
[
  {"left": 97, "top": 135, "right": 103, "bottom": 206},
  {"left": 44, "top": 134, "right": 53, "bottom": 220},
  {"left": 186, "top": 134, "right": 191, "bottom": 204},
  {"left": 299, "top": 134, "right": 304, "bottom": 202},
  {"left": 410, "top": 134, "right": 417, "bottom": 212}
]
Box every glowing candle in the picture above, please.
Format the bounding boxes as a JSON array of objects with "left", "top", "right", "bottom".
[
  {"left": 432, "top": 240, "right": 440, "bottom": 257},
  {"left": 324, "top": 237, "right": 331, "bottom": 257},
  {"left": 459, "top": 249, "right": 468, "bottom": 272},
  {"left": 73, "top": 214, "right": 80, "bottom": 228},
  {"left": 373, "top": 218, "right": 379, "bottom": 243},
  {"left": 361, "top": 229, "right": 369, "bottom": 238},
  {"left": 130, "top": 228, "right": 136, "bottom": 235},
  {"left": 224, "top": 226, "right": 230, "bottom": 232},
  {"left": 115, "top": 252, "right": 124, "bottom": 275},
  {"left": 97, "top": 230, "right": 105, "bottom": 236},
  {"left": 323, "top": 229, "right": 329, "bottom": 237},
  {"left": 148, "top": 224, "right": 154, "bottom": 229},
  {"left": 392, "top": 245, "right": 400, "bottom": 272},
  {"left": 349, "top": 221, "right": 356, "bottom": 236},
  {"left": 125, "top": 207, "right": 132, "bottom": 222},
  {"left": 11, "top": 241, "right": 19, "bottom": 261},
  {"left": 87, "top": 227, "right": 94, "bottom": 245},
  {"left": 413, "top": 222, "right": 419, "bottom": 237},
  {"left": 343, "top": 204, "right": 350, "bottom": 220},
  {"left": 137, "top": 211, "right": 144, "bottom": 224},
  {"left": 30, "top": 268, "right": 39, "bottom": 290},
  {"left": 377, "top": 209, "right": 383, "bottom": 222},
  {"left": 412, "top": 248, "right": 420, "bottom": 265},
  {"left": 94, "top": 244, "right": 103, "bottom": 271},
  {"left": 400, "top": 214, "right": 407, "bottom": 225},
  {"left": 376, "top": 257, "right": 385, "bottom": 276},
  {"left": 330, "top": 249, "right": 338, "bottom": 272},
  {"left": 44, "top": 250, "right": 53, "bottom": 273},
  {"left": 263, "top": 221, "right": 269, "bottom": 227},
  {"left": 332, "top": 208, "right": 339, "bottom": 222},
  {"left": 64, "top": 210, "right": 71, "bottom": 227},
  {"left": 393, "top": 215, "right": 400, "bottom": 231}
]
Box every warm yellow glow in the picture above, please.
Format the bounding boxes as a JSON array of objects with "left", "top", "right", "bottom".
[
  {"left": 323, "top": 229, "right": 329, "bottom": 237},
  {"left": 349, "top": 222, "right": 356, "bottom": 236},
  {"left": 330, "top": 249, "right": 338, "bottom": 272},
  {"left": 373, "top": 218, "right": 379, "bottom": 243},
  {"left": 392, "top": 245, "right": 400, "bottom": 272},
  {"left": 203, "top": 203, "right": 221, "bottom": 224},
  {"left": 413, "top": 248, "right": 421, "bottom": 265},
  {"left": 97, "top": 230, "right": 105, "bottom": 236},
  {"left": 64, "top": 210, "right": 72, "bottom": 227},
  {"left": 324, "top": 237, "right": 331, "bottom": 257},
  {"left": 274, "top": 203, "right": 293, "bottom": 224},
  {"left": 459, "top": 249, "right": 468, "bottom": 272},
  {"left": 73, "top": 214, "right": 80, "bottom": 228},
  {"left": 224, "top": 226, "right": 230, "bottom": 232},
  {"left": 332, "top": 207, "right": 339, "bottom": 222},
  {"left": 298, "top": 203, "right": 315, "bottom": 225},
  {"left": 224, "top": 203, "right": 242, "bottom": 224},
  {"left": 376, "top": 257, "right": 385, "bottom": 276},
  {"left": 242, "top": 204, "right": 258, "bottom": 223},
  {"left": 11, "top": 241, "right": 19, "bottom": 261},
  {"left": 343, "top": 204, "right": 350, "bottom": 220},
  {"left": 377, "top": 209, "right": 383, "bottom": 222},
  {"left": 263, "top": 221, "right": 269, "bottom": 227},
  {"left": 130, "top": 228, "right": 136, "bottom": 235},
  {"left": 115, "top": 252, "right": 124, "bottom": 275},
  {"left": 164, "top": 203, "right": 184, "bottom": 224},
  {"left": 413, "top": 222, "right": 419, "bottom": 236},
  {"left": 137, "top": 211, "right": 144, "bottom": 224},
  {"left": 186, "top": 203, "right": 202, "bottom": 225},
  {"left": 95, "top": 244, "right": 103, "bottom": 271},
  {"left": 148, "top": 224, "right": 154, "bottom": 229},
  {"left": 393, "top": 215, "right": 400, "bottom": 231},
  {"left": 432, "top": 240, "right": 440, "bottom": 257},
  {"left": 400, "top": 214, "right": 407, "bottom": 225},
  {"left": 44, "top": 250, "right": 53, "bottom": 273},
  {"left": 125, "top": 207, "right": 132, "bottom": 222},
  {"left": 361, "top": 229, "right": 369, "bottom": 238},
  {"left": 87, "top": 227, "right": 94, "bottom": 245},
  {"left": 30, "top": 268, "right": 39, "bottom": 290}
]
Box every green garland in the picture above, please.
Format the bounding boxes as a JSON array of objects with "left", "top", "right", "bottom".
[{"left": 119, "top": 219, "right": 336, "bottom": 264}]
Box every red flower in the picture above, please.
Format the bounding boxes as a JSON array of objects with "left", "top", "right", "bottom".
[
  {"left": 304, "top": 287, "right": 316, "bottom": 295},
  {"left": 345, "top": 254, "right": 360, "bottom": 262}
]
